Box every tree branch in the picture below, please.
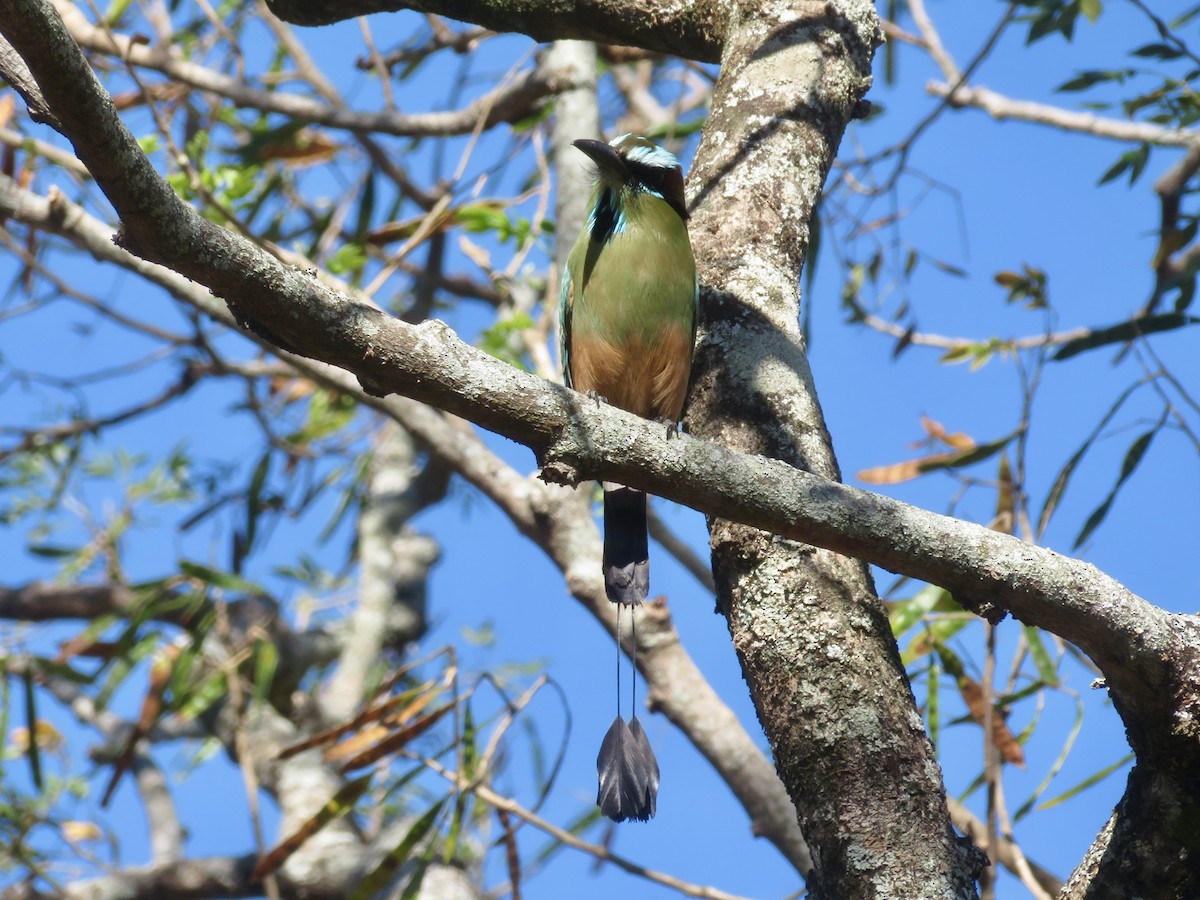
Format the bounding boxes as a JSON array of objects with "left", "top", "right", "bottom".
[
  {"left": 52, "top": 0, "right": 582, "bottom": 139},
  {"left": 264, "top": 0, "right": 726, "bottom": 63},
  {"left": 928, "top": 80, "right": 1200, "bottom": 149}
]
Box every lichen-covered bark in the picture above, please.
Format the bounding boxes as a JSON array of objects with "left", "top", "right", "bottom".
[
  {"left": 684, "top": 2, "right": 983, "bottom": 896},
  {"left": 266, "top": 0, "right": 727, "bottom": 63},
  {"left": 1063, "top": 761, "right": 1200, "bottom": 899}
]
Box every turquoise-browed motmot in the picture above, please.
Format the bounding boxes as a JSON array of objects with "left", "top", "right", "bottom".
[
  {"left": 560, "top": 133, "right": 697, "bottom": 821},
  {"left": 561, "top": 133, "right": 697, "bottom": 606}
]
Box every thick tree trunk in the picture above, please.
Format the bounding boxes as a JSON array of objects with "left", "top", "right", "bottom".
[{"left": 684, "top": 2, "right": 983, "bottom": 896}]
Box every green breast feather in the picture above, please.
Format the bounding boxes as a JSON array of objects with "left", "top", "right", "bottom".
[{"left": 565, "top": 193, "right": 696, "bottom": 356}]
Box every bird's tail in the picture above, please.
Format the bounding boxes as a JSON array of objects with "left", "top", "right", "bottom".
[{"left": 603, "top": 486, "right": 649, "bottom": 606}]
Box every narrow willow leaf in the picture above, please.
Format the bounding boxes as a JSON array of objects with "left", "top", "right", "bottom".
[
  {"left": 1002, "top": 680, "right": 1049, "bottom": 713},
  {"left": 253, "top": 773, "right": 374, "bottom": 880},
  {"left": 350, "top": 798, "right": 447, "bottom": 900},
  {"left": 890, "top": 585, "right": 950, "bottom": 638},
  {"left": 398, "top": 856, "right": 432, "bottom": 900},
  {"left": 179, "top": 560, "right": 267, "bottom": 595},
  {"left": 1014, "top": 695, "right": 1085, "bottom": 822},
  {"left": 1073, "top": 426, "right": 1158, "bottom": 550},
  {"left": 1037, "top": 380, "right": 1142, "bottom": 536},
  {"left": 442, "top": 701, "right": 474, "bottom": 864},
  {"left": 339, "top": 702, "right": 456, "bottom": 773},
  {"left": 22, "top": 667, "right": 41, "bottom": 791},
  {"left": 175, "top": 670, "right": 228, "bottom": 722},
  {"left": 1024, "top": 626, "right": 1060, "bottom": 687},
  {"left": 927, "top": 656, "right": 941, "bottom": 751},
  {"left": 859, "top": 432, "right": 1014, "bottom": 485},
  {"left": 320, "top": 457, "right": 367, "bottom": 543},
  {"left": 355, "top": 170, "right": 377, "bottom": 240},
  {"left": 902, "top": 615, "right": 973, "bottom": 665},
  {"left": 1052, "top": 313, "right": 1199, "bottom": 361},
  {"left": 96, "top": 632, "right": 160, "bottom": 711},
  {"left": 1038, "top": 754, "right": 1134, "bottom": 811},
  {"left": 531, "top": 807, "right": 603, "bottom": 867},
  {"left": 993, "top": 453, "right": 1014, "bottom": 534},
  {"left": 0, "top": 670, "right": 9, "bottom": 783},
  {"left": 243, "top": 451, "right": 271, "bottom": 557},
  {"left": 1131, "top": 42, "right": 1183, "bottom": 60},
  {"left": 253, "top": 639, "right": 278, "bottom": 708}
]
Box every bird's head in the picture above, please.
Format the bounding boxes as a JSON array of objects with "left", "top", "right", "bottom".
[{"left": 573, "top": 133, "right": 688, "bottom": 222}]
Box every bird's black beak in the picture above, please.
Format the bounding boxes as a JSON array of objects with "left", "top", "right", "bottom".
[{"left": 573, "top": 138, "right": 627, "bottom": 178}]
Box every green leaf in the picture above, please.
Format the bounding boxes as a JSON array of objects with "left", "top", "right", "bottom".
[
  {"left": 23, "top": 667, "right": 42, "bottom": 791},
  {"left": 175, "top": 670, "right": 228, "bottom": 721},
  {"left": 1013, "top": 693, "right": 1085, "bottom": 822},
  {"left": 1073, "top": 425, "right": 1159, "bottom": 549},
  {"left": 26, "top": 544, "right": 80, "bottom": 559},
  {"left": 927, "top": 256, "right": 967, "bottom": 278},
  {"left": 1131, "top": 42, "right": 1184, "bottom": 61},
  {"left": 454, "top": 203, "right": 511, "bottom": 237},
  {"left": 1038, "top": 754, "right": 1134, "bottom": 811},
  {"left": 96, "top": 632, "right": 160, "bottom": 710},
  {"left": 290, "top": 388, "right": 357, "bottom": 446},
  {"left": 1023, "top": 626, "right": 1060, "bottom": 687},
  {"left": 1057, "top": 68, "right": 1129, "bottom": 92},
  {"left": 926, "top": 655, "right": 941, "bottom": 751},
  {"left": 355, "top": 171, "right": 377, "bottom": 241},
  {"left": 1079, "top": 0, "right": 1102, "bottom": 23},
  {"left": 444, "top": 700, "right": 474, "bottom": 867},
  {"left": 252, "top": 640, "right": 278, "bottom": 707},
  {"left": 938, "top": 345, "right": 974, "bottom": 364},
  {"left": 179, "top": 561, "right": 266, "bottom": 595},
  {"left": 327, "top": 243, "right": 366, "bottom": 276},
  {"left": 320, "top": 460, "right": 366, "bottom": 544},
  {"left": 1037, "top": 380, "right": 1142, "bottom": 535},
  {"left": 804, "top": 211, "right": 821, "bottom": 298},
  {"left": 998, "top": 678, "right": 1052, "bottom": 710},
  {"left": 243, "top": 452, "right": 271, "bottom": 559},
  {"left": 510, "top": 102, "right": 554, "bottom": 133},
  {"left": 350, "top": 798, "right": 447, "bottom": 900},
  {"left": 1052, "top": 313, "right": 1199, "bottom": 361},
  {"left": 916, "top": 431, "right": 1016, "bottom": 475},
  {"left": 398, "top": 855, "right": 433, "bottom": 900},
  {"left": 890, "top": 585, "right": 950, "bottom": 638},
  {"left": 253, "top": 773, "right": 375, "bottom": 881},
  {"left": 478, "top": 314, "right": 534, "bottom": 370},
  {"left": 0, "top": 668, "right": 9, "bottom": 784},
  {"left": 1096, "top": 143, "right": 1151, "bottom": 187},
  {"left": 901, "top": 613, "right": 972, "bottom": 665},
  {"left": 1171, "top": 6, "right": 1200, "bottom": 28}
]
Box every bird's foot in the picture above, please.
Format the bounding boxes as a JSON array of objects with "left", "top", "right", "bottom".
[{"left": 658, "top": 417, "right": 681, "bottom": 439}]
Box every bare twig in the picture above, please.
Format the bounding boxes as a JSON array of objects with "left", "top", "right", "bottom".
[
  {"left": 54, "top": 0, "right": 581, "bottom": 139},
  {"left": 416, "top": 752, "right": 755, "bottom": 900},
  {"left": 927, "top": 81, "right": 1200, "bottom": 149}
]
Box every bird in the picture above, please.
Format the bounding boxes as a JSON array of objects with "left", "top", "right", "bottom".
[
  {"left": 560, "top": 133, "right": 697, "bottom": 608},
  {"left": 560, "top": 133, "right": 697, "bottom": 822}
]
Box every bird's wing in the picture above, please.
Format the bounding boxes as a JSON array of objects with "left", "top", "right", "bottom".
[{"left": 559, "top": 261, "right": 576, "bottom": 388}]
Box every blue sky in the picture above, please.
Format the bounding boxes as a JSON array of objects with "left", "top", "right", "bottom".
[{"left": 2, "top": 2, "right": 1198, "bottom": 898}]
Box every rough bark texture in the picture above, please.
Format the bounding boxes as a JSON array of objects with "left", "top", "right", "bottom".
[
  {"left": 682, "top": 2, "right": 982, "bottom": 896},
  {"left": 266, "top": 0, "right": 726, "bottom": 63}
]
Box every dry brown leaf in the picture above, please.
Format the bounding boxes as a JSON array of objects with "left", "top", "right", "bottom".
[{"left": 955, "top": 675, "right": 1026, "bottom": 768}]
